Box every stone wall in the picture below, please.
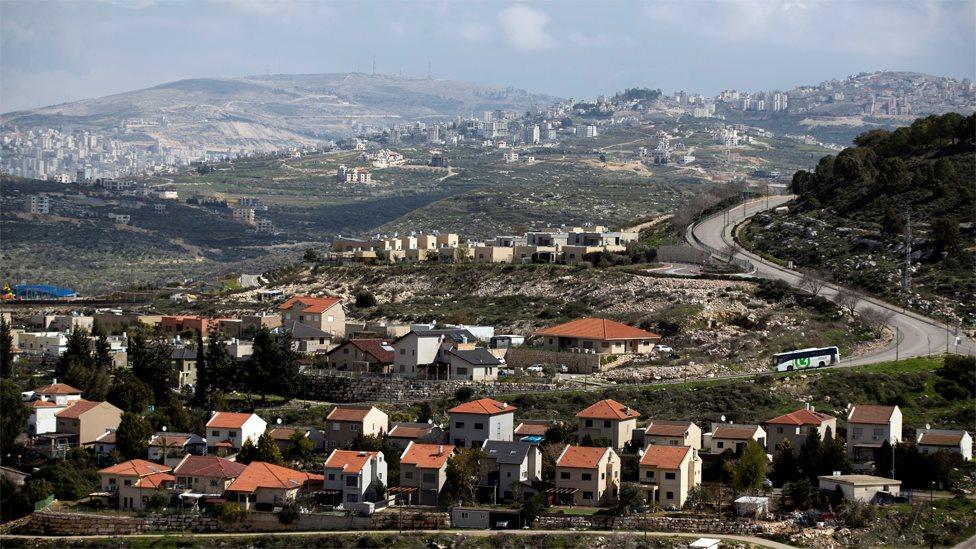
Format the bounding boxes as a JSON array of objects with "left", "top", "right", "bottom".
[
  {"left": 300, "top": 373, "right": 557, "bottom": 403},
  {"left": 534, "top": 514, "right": 795, "bottom": 536},
  {"left": 16, "top": 510, "right": 218, "bottom": 536},
  {"left": 505, "top": 348, "right": 602, "bottom": 373}
]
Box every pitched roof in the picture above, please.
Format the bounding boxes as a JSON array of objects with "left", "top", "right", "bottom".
[
  {"left": 483, "top": 441, "right": 532, "bottom": 465},
  {"left": 174, "top": 455, "right": 247, "bottom": 479},
  {"left": 324, "top": 450, "right": 379, "bottom": 474},
  {"left": 99, "top": 459, "right": 172, "bottom": 477},
  {"left": 28, "top": 400, "right": 63, "bottom": 409},
  {"left": 171, "top": 347, "right": 197, "bottom": 360},
  {"left": 400, "top": 443, "right": 453, "bottom": 469},
  {"left": 515, "top": 421, "right": 551, "bottom": 437},
  {"left": 712, "top": 425, "right": 761, "bottom": 440},
  {"left": 576, "top": 399, "right": 640, "bottom": 420},
  {"left": 55, "top": 399, "right": 105, "bottom": 419},
  {"left": 917, "top": 431, "right": 967, "bottom": 447},
  {"left": 225, "top": 461, "right": 323, "bottom": 493},
  {"left": 35, "top": 382, "right": 82, "bottom": 395},
  {"left": 279, "top": 296, "right": 341, "bottom": 314},
  {"left": 448, "top": 398, "right": 516, "bottom": 416},
  {"left": 640, "top": 445, "right": 692, "bottom": 469},
  {"left": 95, "top": 431, "right": 117, "bottom": 444},
  {"left": 148, "top": 434, "right": 191, "bottom": 447},
  {"left": 766, "top": 408, "right": 835, "bottom": 426},
  {"left": 207, "top": 411, "right": 260, "bottom": 429},
  {"left": 267, "top": 427, "right": 300, "bottom": 441},
  {"left": 645, "top": 420, "right": 695, "bottom": 437},
  {"left": 848, "top": 405, "right": 897, "bottom": 424},
  {"left": 534, "top": 318, "right": 660, "bottom": 341},
  {"left": 327, "top": 405, "right": 378, "bottom": 422},
  {"left": 388, "top": 422, "right": 437, "bottom": 439},
  {"left": 345, "top": 339, "right": 395, "bottom": 363},
  {"left": 556, "top": 445, "right": 611, "bottom": 469},
  {"left": 135, "top": 472, "right": 175, "bottom": 489},
  {"left": 447, "top": 348, "right": 503, "bottom": 367},
  {"left": 412, "top": 328, "right": 478, "bottom": 344},
  {"left": 282, "top": 321, "right": 330, "bottom": 339}
]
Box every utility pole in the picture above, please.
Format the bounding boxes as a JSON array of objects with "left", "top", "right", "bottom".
[
  {"left": 895, "top": 326, "right": 900, "bottom": 361},
  {"left": 902, "top": 212, "right": 912, "bottom": 290}
]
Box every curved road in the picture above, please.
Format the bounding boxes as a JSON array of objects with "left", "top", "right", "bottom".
[{"left": 689, "top": 196, "right": 975, "bottom": 365}]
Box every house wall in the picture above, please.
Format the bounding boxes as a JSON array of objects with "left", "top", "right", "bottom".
[
  {"left": 400, "top": 463, "right": 447, "bottom": 506},
  {"left": 817, "top": 479, "right": 901, "bottom": 502},
  {"left": 67, "top": 403, "right": 122, "bottom": 445},
  {"left": 847, "top": 417, "right": 902, "bottom": 459},
  {"left": 554, "top": 451, "right": 620, "bottom": 506},
  {"left": 577, "top": 417, "right": 637, "bottom": 450},
  {"left": 645, "top": 424, "right": 702, "bottom": 450},
  {"left": 449, "top": 412, "right": 514, "bottom": 447},
  {"left": 638, "top": 452, "right": 701, "bottom": 509},
  {"left": 394, "top": 334, "right": 442, "bottom": 378},
  {"left": 207, "top": 416, "right": 266, "bottom": 451},
  {"left": 283, "top": 303, "right": 346, "bottom": 338},
  {"left": 767, "top": 419, "right": 837, "bottom": 454},
  {"left": 31, "top": 406, "right": 64, "bottom": 435}
]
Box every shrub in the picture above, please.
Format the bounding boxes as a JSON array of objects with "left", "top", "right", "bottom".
[
  {"left": 355, "top": 291, "right": 377, "bottom": 308},
  {"left": 277, "top": 503, "right": 300, "bottom": 524},
  {"left": 218, "top": 502, "right": 248, "bottom": 523}
]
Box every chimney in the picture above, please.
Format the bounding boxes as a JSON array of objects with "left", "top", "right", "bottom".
[
  {"left": 805, "top": 403, "right": 810, "bottom": 411},
  {"left": 438, "top": 445, "right": 444, "bottom": 455}
]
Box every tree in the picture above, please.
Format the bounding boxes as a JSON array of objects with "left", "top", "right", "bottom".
[
  {"left": 1, "top": 315, "right": 13, "bottom": 379},
  {"left": 520, "top": 493, "right": 548, "bottom": 525},
  {"left": 303, "top": 248, "right": 319, "bottom": 262},
  {"left": 441, "top": 447, "right": 482, "bottom": 506},
  {"left": 1, "top": 379, "right": 29, "bottom": 450},
  {"left": 116, "top": 412, "right": 153, "bottom": 460},
  {"left": 770, "top": 440, "right": 799, "bottom": 487},
  {"left": 206, "top": 332, "right": 235, "bottom": 390},
  {"left": 875, "top": 440, "right": 893, "bottom": 478},
  {"left": 355, "top": 291, "right": 377, "bottom": 308},
  {"left": 881, "top": 206, "right": 905, "bottom": 236},
  {"left": 834, "top": 287, "right": 862, "bottom": 315},
  {"left": 286, "top": 431, "right": 314, "bottom": 462},
  {"left": 193, "top": 330, "right": 209, "bottom": 406},
  {"left": 107, "top": 369, "right": 153, "bottom": 413},
  {"left": 453, "top": 386, "right": 474, "bottom": 403},
  {"left": 257, "top": 432, "right": 283, "bottom": 465},
  {"left": 237, "top": 439, "right": 259, "bottom": 464},
  {"left": 165, "top": 394, "right": 192, "bottom": 432},
  {"left": 798, "top": 429, "right": 824, "bottom": 481},
  {"left": 930, "top": 217, "right": 961, "bottom": 258},
  {"left": 248, "top": 328, "right": 299, "bottom": 403},
  {"left": 934, "top": 354, "right": 976, "bottom": 400},
  {"left": 799, "top": 270, "right": 828, "bottom": 297},
  {"left": 57, "top": 328, "right": 94, "bottom": 394},
  {"left": 87, "top": 330, "right": 113, "bottom": 401},
  {"left": 129, "top": 330, "right": 175, "bottom": 402},
  {"left": 416, "top": 402, "right": 434, "bottom": 423},
  {"left": 783, "top": 479, "right": 813, "bottom": 510},
  {"left": 859, "top": 308, "right": 894, "bottom": 337},
  {"left": 616, "top": 482, "right": 644, "bottom": 516},
  {"left": 730, "top": 441, "right": 767, "bottom": 494},
  {"left": 821, "top": 434, "right": 851, "bottom": 476}
]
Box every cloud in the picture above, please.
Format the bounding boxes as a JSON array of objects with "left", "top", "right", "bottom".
[
  {"left": 497, "top": 4, "right": 557, "bottom": 50},
  {"left": 459, "top": 23, "right": 491, "bottom": 43}
]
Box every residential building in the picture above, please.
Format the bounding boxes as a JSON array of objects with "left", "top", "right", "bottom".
[
  {"left": 172, "top": 454, "right": 247, "bottom": 497},
  {"left": 818, "top": 474, "right": 902, "bottom": 503},
  {"left": 205, "top": 412, "right": 267, "bottom": 453},
  {"left": 98, "top": 459, "right": 174, "bottom": 511},
  {"left": 641, "top": 420, "right": 702, "bottom": 450},
  {"left": 444, "top": 347, "right": 502, "bottom": 381},
  {"left": 170, "top": 347, "right": 198, "bottom": 390},
  {"left": 765, "top": 406, "right": 837, "bottom": 455},
  {"left": 279, "top": 296, "right": 346, "bottom": 338},
  {"left": 147, "top": 432, "right": 207, "bottom": 467},
  {"left": 638, "top": 445, "right": 702, "bottom": 509},
  {"left": 160, "top": 316, "right": 212, "bottom": 338},
  {"left": 392, "top": 328, "right": 479, "bottom": 379},
  {"left": 26, "top": 194, "right": 51, "bottom": 215},
  {"left": 280, "top": 321, "right": 332, "bottom": 354},
  {"left": 552, "top": 445, "right": 620, "bottom": 507},
  {"left": 324, "top": 405, "right": 389, "bottom": 450},
  {"left": 387, "top": 422, "right": 446, "bottom": 450},
  {"left": 915, "top": 429, "right": 972, "bottom": 460},
  {"left": 326, "top": 339, "right": 395, "bottom": 373},
  {"left": 93, "top": 430, "right": 116, "bottom": 458},
  {"left": 576, "top": 399, "right": 641, "bottom": 450},
  {"left": 447, "top": 398, "right": 516, "bottom": 447},
  {"left": 398, "top": 442, "right": 454, "bottom": 506},
  {"left": 515, "top": 420, "right": 555, "bottom": 442},
  {"left": 535, "top": 318, "right": 660, "bottom": 356},
  {"left": 266, "top": 426, "right": 326, "bottom": 453},
  {"left": 225, "top": 461, "right": 323, "bottom": 510},
  {"left": 707, "top": 424, "right": 767, "bottom": 454},
  {"left": 323, "top": 450, "right": 388, "bottom": 507},
  {"left": 56, "top": 400, "right": 123, "bottom": 445},
  {"left": 480, "top": 440, "right": 542, "bottom": 502},
  {"left": 846, "top": 405, "right": 902, "bottom": 461},
  {"left": 32, "top": 381, "right": 82, "bottom": 405}
]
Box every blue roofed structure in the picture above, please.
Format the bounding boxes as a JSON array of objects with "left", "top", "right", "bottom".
[{"left": 13, "top": 284, "right": 78, "bottom": 299}]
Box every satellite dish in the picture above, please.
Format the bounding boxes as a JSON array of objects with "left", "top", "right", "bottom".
[
  {"left": 925, "top": 423, "right": 931, "bottom": 430},
  {"left": 720, "top": 415, "right": 726, "bottom": 422},
  {"left": 161, "top": 426, "right": 167, "bottom": 432},
  {"left": 277, "top": 418, "right": 283, "bottom": 425}
]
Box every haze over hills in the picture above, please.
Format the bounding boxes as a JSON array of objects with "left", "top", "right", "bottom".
[{"left": 0, "top": 73, "right": 558, "bottom": 151}]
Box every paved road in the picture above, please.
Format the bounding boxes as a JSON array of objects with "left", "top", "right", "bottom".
[
  {"left": 688, "top": 196, "right": 975, "bottom": 365},
  {"left": 0, "top": 528, "right": 798, "bottom": 548}
]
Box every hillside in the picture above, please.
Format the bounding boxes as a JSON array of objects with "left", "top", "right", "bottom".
[
  {"left": 0, "top": 73, "right": 557, "bottom": 150},
  {"left": 743, "top": 112, "right": 976, "bottom": 325}
]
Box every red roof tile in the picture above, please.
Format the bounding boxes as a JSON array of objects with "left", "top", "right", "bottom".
[
  {"left": 225, "top": 461, "right": 323, "bottom": 493},
  {"left": 55, "top": 399, "right": 105, "bottom": 419},
  {"left": 279, "top": 296, "right": 342, "bottom": 314},
  {"left": 712, "top": 425, "right": 761, "bottom": 440},
  {"left": 640, "top": 445, "right": 691, "bottom": 469},
  {"left": 327, "top": 406, "right": 378, "bottom": 422},
  {"left": 324, "top": 450, "right": 379, "bottom": 474},
  {"left": 400, "top": 443, "right": 453, "bottom": 469},
  {"left": 206, "top": 412, "right": 260, "bottom": 429},
  {"left": 556, "top": 445, "right": 612, "bottom": 469},
  {"left": 448, "top": 398, "right": 516, "bottom": 416},
  {"left": 174, "top": 455, "right": 247, "bottom": 479},
  {"left": 535, "top": 318, "right": 660, "bottom": 341},
  {"left": 917, "top": 432, "right": 965, "bottom": 446},
  {"left": 347, "top": 339, "right": 395, "bottom": 363},
  {"left": 27, "top": 400, "right": 63, "bottom": 409},
  {"left": 848, "top": 405, "right": 897, "bottom": 424},
  {"left": 767, "top": 408, "right": 835, "bottom": 426},
  {"left": 135, "top": 472, "right": 175, "bottom": 489},
  {"left": 35, "top": 382, "right": 83, "bottom": 395},
  {"left": 515, "top": 422, "right": 550, "bottom": 436},
  {"left": 644, "top": 420, "right": 694, "bottom": 437},
  {"left": 99, "top": 459, "right": 172, "bottom": 477},
  {"left": 388, "top": 424, "right": 436, "bottom": 439},
  {"left": 576, "top": 399, "right": 640, "bottom": 420}
]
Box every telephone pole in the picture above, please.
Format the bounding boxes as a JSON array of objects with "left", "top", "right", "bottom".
[{"left": 902, "top": 212, "right": 912, "bottom": 290}]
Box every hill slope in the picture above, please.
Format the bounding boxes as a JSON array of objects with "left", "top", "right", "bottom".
[{"left": 0, "top": 73, "right": 557, "bottom": 151}]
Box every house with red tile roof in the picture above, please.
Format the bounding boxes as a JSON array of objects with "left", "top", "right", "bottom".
[
  {"left": 25, "top": 398, "right": 68, "bottom": 436},
  {"left": 398, "top": 442, "right": 454, "bottom": 506},
  {"left": 55, "top": 399, "right": 122, "bottom": 445},
  {"left": 225, "top": 461, "right": 323, "bottom": 510},
  {"left": 638, "top": 445, "right": 702, "bottom": 509},
  {"left": 147, "top": 432, "right": 207, "bottom": 467},
  {"left": 387, "top": 422, "right": 446, "bottom": 450},
  {"left": 915, "top": 429, "right": 972, "bottom": 461},
  {"left": 325, "top": 405, "right": 389, "bottom": 450},
  {"left": 173, "top": 455, "right": 247, "bottom": 497},
  {"left": 266, "top": 426, "right": 326, "bottom": 453},
  {"left": 326, "top": 338, "right": 395, "bottom": 373},
  {"left": 324, "top": 450, "right": 388, "bottom": 507},
  {"left": 765, "top": 405, "right": 837, "bottom": 455},
  {"left": 205, "top": 411, "right": 267, "bottom": 454},
  {"left": 642, "top": 420, "right": 702, "bottom": 450},
  {"left": 33, "top": 380, "right": 83, "bottom": 406},
  {"left": 846, "top": 404, "right": 902, "bottom": 461},
  {"left": 706, "top": 423, "right": 767, "bottom": 454},
  {"left": 552, "top": 445, "right": 620, "bottom": 507},
  {"left": 534, "top": 318, "right": 660, "bottom": 355},
  {"left": 279, "top": 295, "right": 345, "bottom": 338},
  {"left": 97, "top": 459, "right": 174, "bottom": 511},
  {"left": 576, "top": 399, "right": 641, "bottom": 450},
  {"left": 447, "top": 398, "right": 516, "bottom": 448},
  {"left": 515, "top": 419, "right": 559, "bottom": 441}
]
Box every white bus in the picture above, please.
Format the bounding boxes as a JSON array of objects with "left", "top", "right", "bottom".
[{"left": 773, "top": 346, "right": 839, "bottom": 372}]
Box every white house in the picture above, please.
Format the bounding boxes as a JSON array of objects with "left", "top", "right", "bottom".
[
  {"left": 916, "top": 429, "right": 972, "bottom": 461},
  {"left": 205, "top": 412, "right": 267, "bottom": 454},
  {"left": 447, "top": 398, "right": 516, "bottom": 448},
  {"left": 323, "top": 450, "right": 388, "bottom": 508}
]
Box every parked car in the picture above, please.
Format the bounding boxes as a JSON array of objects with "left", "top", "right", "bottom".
[
  {"left": 557, "top": 364, "right": 569, "bottom": 373},
  {"left": 526, "top": 364, "right": 544, "bottom": 374},
  {"left": 655, "top": 344, "right": 673, "bottom": 353}
]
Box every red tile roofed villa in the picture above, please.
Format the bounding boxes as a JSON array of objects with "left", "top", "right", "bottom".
[
  {"left": 173, "top": 455, "right": 247, "bottom": 499},
  {"left": 97, "top": 459, "right": 174, "bottom": 511},
  {"left": 279, "top": 295, "right": 345, "bottom": 338},
  {"left": 552, "top": 445, "right": 621, "bottom": 507},
  {"left": 447, "top": 398, "right": 516, "bottom": 447},
  {"left": 224, "top": 461, "right": 323, "bottom": 510},
  {"left": 576, "top": 399, "right": 640, "bottom": 450},
  {"left": 325, "top": 338, "right": 395, "bottom": 373},
  {"left": 535, "top": 317, "right": 660, "bottom": 355},
  {"left": 765, "top": 405, "right": 837, "bottom": 455},
  {"left": 398, "top": 442, "right": 454, "bottom": 505}
]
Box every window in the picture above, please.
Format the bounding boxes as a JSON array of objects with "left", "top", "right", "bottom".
[
  {"left": 346, "top": 494, "right": 358, "bottom": 503},
  {"left": 665, "top": 472, "right": 676, "bottom": 480},
  {"left": 328, "top": 315, "right": 334, "bottom": 322},
  {"left": 585, "top": 419, "right": 593, "bottom": 428},
  {"left": 351, "top": 424, "right": 360, "bottom": 431},
  {"left": 228, "top": 431, "right": 237, "bottom": 438},
  {"left": 457, "top": 367, "right": 468, "bottom": 375},
  {"left": 668, "top": 440, "right": 677, "bottom": 446},
  {"left": 716, "top": 441, "right": 724, "bottom": 449},
  {"left": 560, "top": 472, "right": 571, "bottom": 480},
  {"left": 666, "top": 491, "right": 674, "bottom": 500},
  {"left": 474, "top": 423, "right": 484, "bottom": 430},
  {"left": 853, "top": 427, "right": 863, "bottom": 437},
  {"left": 582, "top": 473, "right": 592, "bottom": 481},
  {"left": 332, "top": 423, "right": 340, "bottom": 431},
  {"left": 873, "top": 428, "right": 884, "bottom": 438},
  {"left": 645, "top": 470, "right": 654, "bottom": 479},
  {"left": 345, "top": 476, "right": 358, "bottom": 487},
  {"left": 455, "top": 422, "right": 465, "bottom": 429},
  {"left": 212, "top": 430, "right": 220, "bottom": 437},
  {"left": 582, "top": 491, "right": 593, "bottom": 500},
  {"left": 777, "top": 427, "right": 783, "bottom": 434},
  {"left": 109, "top": 478, "right": 116, "bottom": 485},
  {"left": 404, "top": 471, "right": 413, "bottom": 479},
  {"left": 328, "top": 474, "right": 335, "bottom": 481},
  {"left": 422, "top": 473, "right": 436, "bottom": 483},
  {"left": 603, "top": 420, "right": 611, "bottom": 428},
  {"left": 123, "top": 479, "right": 131, "bottom": 486},
  {"left": 601, "top": 472, "right": 605, "bottom": 479},
  {"left": 461, "top": 512, "right": 468, "bottom": 519}
]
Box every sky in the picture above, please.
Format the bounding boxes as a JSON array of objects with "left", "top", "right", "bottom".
[{"left": 2, "top": 0, "right": 975, "bottom": 113}]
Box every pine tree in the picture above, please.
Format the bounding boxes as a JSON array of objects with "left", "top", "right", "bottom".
[
  {"left": 798, "top": 429, "right": 824, "bottom": 481},
  {"left": 206, "top": 332, "right": 234, "bottom": 389},
  {"left": 193, "top": 330, "right": 208, "bottom": 406},
  {"left": 116, "top": 412, "right": 153, "bottom": 460},
  {"left": 0, "top": 315, "right": 13, "bottom": 379},
  {"left": 256, "top": 432, "right": 283, "bottom": 465},
  {"left": 57, "top": 327, "right": 95, "bottom": 393},
  {"left": 237, "top": 439, "right": 258, "bottom": 464},
  {"left": 821, "top": 435, "right": 852, "bottom": 476},
  {"left": 770, "top": 440, "right": 800, "bottom": 487},
  {"left": 87, "top": 330, "right": 113, "bottom": 401},
  {"left": 875, "top": 439, "right": 893, "bottom": 478},
  {"left": 731, "top": 441, "right": 767, "bottom": 494},
  {"left": 165, "top": 394, "right": 192, "bottom": 432},
  {"left": 129, "top": 330, "right": 176, "bottom": 402}
]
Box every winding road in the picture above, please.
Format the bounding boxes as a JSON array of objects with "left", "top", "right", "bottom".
[{"left": 688, "top": 196, "right": 975, "bottom": 365}]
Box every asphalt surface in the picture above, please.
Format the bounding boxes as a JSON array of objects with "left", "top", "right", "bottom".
[{"left": 688, "top": 196, "right": 975, "bottom": 366}]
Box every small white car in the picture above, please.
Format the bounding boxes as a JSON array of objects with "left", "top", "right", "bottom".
[
  {"left": 655, "top": 344, "right": 674, "bottom": 353},
  {"left": 557, "top": 364, "right": 569, "bottom": 373},
  {"left": 526, "top": 364, "right": 544, "bottom": 374}
]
